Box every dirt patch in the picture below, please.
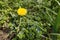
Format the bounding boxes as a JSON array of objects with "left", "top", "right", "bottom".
[
  {"left": 0, "top": 27, "right": 16, "bottom": 40},
  {"left": 0, "top": 30, "right": 8, "bottom": 40}
]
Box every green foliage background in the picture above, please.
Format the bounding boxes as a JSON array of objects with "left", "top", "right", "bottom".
[{"left": 0, "top": 0, "right": 60, "bottom": 40}]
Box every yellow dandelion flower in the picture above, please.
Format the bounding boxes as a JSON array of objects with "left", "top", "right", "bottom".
[{"left": 17, "top": 8, "right": 27, "bottom": 16}]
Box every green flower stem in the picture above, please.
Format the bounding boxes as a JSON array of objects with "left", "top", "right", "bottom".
[{"left": 17, "top": 16, "right": 21, "bottom": 33}]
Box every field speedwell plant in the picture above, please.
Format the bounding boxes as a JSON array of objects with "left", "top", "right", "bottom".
[{"left": 0, "top": 0, "right": 60, "bottom": 40}]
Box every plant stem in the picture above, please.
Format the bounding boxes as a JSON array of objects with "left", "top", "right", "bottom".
[{"left": 52, "top": 7, "right": 60, "bottom": 40}]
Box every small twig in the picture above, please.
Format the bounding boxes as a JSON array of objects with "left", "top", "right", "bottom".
[{"left": 6, "top": 32, "right": 16, "bottom": 40}]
